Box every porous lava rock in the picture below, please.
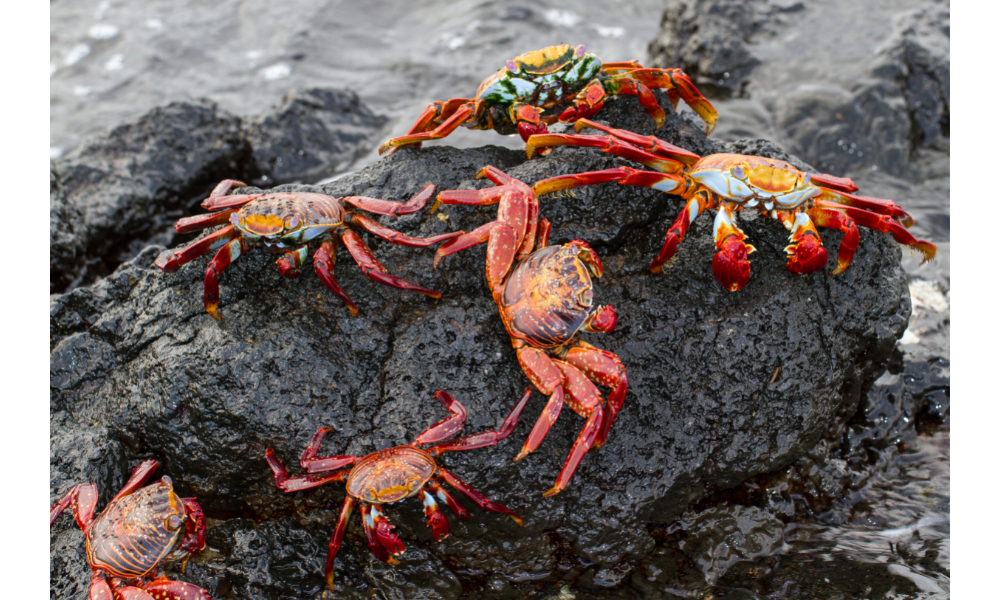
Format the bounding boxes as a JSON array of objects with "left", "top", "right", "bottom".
[{"left": 51, "top": 93, "right": 911, "bottom": 599}]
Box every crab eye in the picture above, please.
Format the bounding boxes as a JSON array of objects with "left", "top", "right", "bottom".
[
  {"left": 732, "top": 166, "right": 745, "bottom": 179},
  {"left": 575, "top": 45, "right": 586, "bottom": 56},
  {"left": 230, "top": 213, "right": 239, "bottom": 226},
  {"left": 287, "top": 216, "right": 300, "bottom": 229},
  {"left": 165, "top": 515, "right": 183, "bottom": 530},
  {"left": 506, "top": 60, "right": 517, "bottom": 72},
  {"left": 802, "top": 173, "right": 811, "bottom": 186}
]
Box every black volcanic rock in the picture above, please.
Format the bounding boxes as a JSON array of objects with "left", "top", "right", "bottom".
[{"left": 50, "top": 94, "right": 911, "bottom": 599}]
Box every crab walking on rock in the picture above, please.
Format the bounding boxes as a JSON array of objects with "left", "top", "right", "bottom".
[
  {"left": 433, "top": 167, "right": 627, "bottom": 497},
  {"left": 379, "top": 44, "right": 717, "bottom": 156},
  {"left": 265, "top": 389, "right": 531, "bottom": 592},
  {"left": 155, "top": 179, "right": 462, "bottom": 319},
  {"left": 526, "top": 119, "right": 937, "bottom": 291},
  {"left": 50, "top": 460, "right": 212, "bottom": 600}
]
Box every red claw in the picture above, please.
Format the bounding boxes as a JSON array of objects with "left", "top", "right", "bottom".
[
  {"left": 517, "top": 120, "right": 549, "bottom": 142},
  {"left": 712, "top": 236, "right": 752, "bottom": 291},
  {"left": 786, "top": 233, "right": 828, "bottom": 274},
  {"left": 376, "top": 519, "right": 406, "bottom": 556},
  {"left": 585, "top": 305, "right": 617, "bottom": 333}
]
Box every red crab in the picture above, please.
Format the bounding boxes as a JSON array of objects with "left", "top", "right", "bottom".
[
  {"left": 379, "top": 44, "right": 716, "bottom": 156},
  {"left": 154, "top": 179, "right": 462, "bottom": 319},
  {"left": 50, "top": 460, "right": 210, "bottom": 600},
  {"left": 265, "top": 388, "right": 531, "bottom": 591},
  {"left": 524, "top": 119, "right": 937, "bottom": 291},
  {"left": 432, "top": 167, "right": 627, "bottom": 497}
]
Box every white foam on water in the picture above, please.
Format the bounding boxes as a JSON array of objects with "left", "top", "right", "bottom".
[
  {"left": 262, "top": 63, "right": 291, "bottom": 81},
  {"left": 909, "top": 279, "right": 949, "bottom": 313},
  {"left": 593, "top": 25, "right": 625, "bottom": 38},
  {"left": 146, "top": 18, "right": 164, "bottom": 30},
  {"left": 105, "top": 54, "right": 124, "bottom": 71},
  {"left": 64, "top": 44, "right": 91, "bottom": 66},
  {"left": 50, "top": 147, "right": 63, "bottom": 160},
  {"left": 543, "top": 9, "right": 582, "bottom": 27},
  {"left": 88, "top": 24, "right": 119, "bottom": 40},
  {"left": 73, "top": 86, "right": 92, "bottom": 97}
]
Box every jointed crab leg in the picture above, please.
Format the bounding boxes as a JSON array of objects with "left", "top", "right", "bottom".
[
  {"left": 324, "top": 497, "right": 357, "bottom": 590},
  {"left": 153, "top": 225, "right": 238, "bottom": 273},
  {"left": 313, "top": 240, "right": 359, "bottom": 317},
  {"left": 807, "top": 206, "right": 859, "bottom": 275},
  {"left": 418, "top": 489, "right": 450, "bottom": 541},
  {"left": 265, "top": 449, "right": 351, "bottom": 492},
  {"left": 340, "top": 230, "right": 443, "bottom": 298},
  {"left": 298, "top": 427, "right": 358, "bottom": 473},
  {"left": 378, "top": 102, "right": 478, "bottom": 155},
  {"left": 348, "top": 214, "right": 462, "bottom": 248},
  {"left": 827, "top": 204, "right": 936, "bottom": 262},
  {"left": 426, "top": 480, "right": 469, "bottom": 519},
  {"left": 204, "top": 238, "right": 248, "bottom": 320},
  {"left": 342, "top": 183, "right": 437, "bottom": 216},
  {"left": 50, "top": 483, "right": 99, "bottom": 528},
  {"left": 174, "top": 208, "right": 241, "bottom": 233},
  {"left": 434, "top": 468, "right": 523, "bottom": 525},
  {"left": 275, "top": 246, "right": 310, "bottom": 278},
  {"left": 562, "top": 342, "right": 627, "bottom": 448},
  {"left": 427, "top": 388, "right": 533, "bottom": 454},
  {"left": 415, "top": 390, "right": 469, "bottom": 445}
]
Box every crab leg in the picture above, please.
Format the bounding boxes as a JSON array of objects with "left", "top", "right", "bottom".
[
  {"left": 177, "top": 498, "right": 206, "bottom": 569},
  {"left": 534, "top": 167, "right": 684, "bottom": 198},
  {"left": 433, "top": 221, "right": 503, "bottom": 269},
  {"left": 712, "top": 204, "right": 754, "bottom": 291},
  {"left": 435, "top": 468, "right": 523, "bottom": 525},
  {"left": 428, "top": 387, "right": 533, "bottom": 454},
  {"left": 275, "top": 246, "right": 310, "bottom": 279},
  {"left": 378, "top": 102, "right": 477, "bottom": 155},
  {"left": 111, "top": 459, "right": 160, "bottom": 502},
  {"left": 573, "top": 118, "right": 702, "bottom": 165},
  {"left": 324, "top": 496, "right": 356, "bottom": 590},
  {"left": 820, "top": 203, "right": 936, "bottom": 263},
  {"left": 415, "top": 390, "right": 469, "bottom": 444},
  {"left": 313, "top": 239, "right": 359, "bottom": 317},
  {"left": 775, "top": 211, "right": 829, "bottom": 275},
  {"left": 174, "top": 208, "right": 241, "bottom": 234},
  {"left": 361, "top": 504, "right": 404, "bottom": 563},
  {"left": 50, "top": 483, "right": 99, "bottom": 528},
  {"left": 603, "top": 75, "right": 667, "bottom": 128},
  {"left": 815, "top": 189, "right": 915, "bottom": 227},
  {"left": 512, "top": 346, "right": 566, "bottom": 461},
  {"left": 562, "top": 342, "right": 628, "bottom": 448},
  {"left": 89, "top": 575, "right": 115, "bottom": 600},
  {"left": 265, "top": 449, "right": 351, "bottom": 492},
  {"left": 650, "top": 195, "right": 714, "bottom": 274},
  {"left": 298, "top": 427, "right": 358, "bottom": 473},
  {"left": 427, "top": 480, "right": 469, "bottom": 519},
  {"left": 348, "top": 213, "right": 463, "bottom": 247},
  {"left": 143, "top": 577, "right": 212, "bottom": 600},
  {"left": 611, "top": 69, "right": 719, "bottom": 134},
  {"left": 153, "top": 225, "right": 238, "bottom": 273},
  {"left": 342, "top": 183, "right": 437, "bottom": 216},
  {"left": 418, "top": 489, "right": 450, "bottom": 541},
  {"left": 204, "top": 238, "right": 247, "bottom": 320},
  {"left": 340, "top": 229, "right": 443, "bottom": 298},
  {"left": 199, "top": 179, "right": 259, "bottom": 210},
  {"left": 558, "top": 78, "right": 606, "bottom": 123},
  {"left": 543, "top": 361, "right": 605, "bottom": 497},
  {"left": 807, "top": 206, "right": 860, "bottom": 275},
  {"left": 114, "top": 585, "right": 155, "bottom": 600}
]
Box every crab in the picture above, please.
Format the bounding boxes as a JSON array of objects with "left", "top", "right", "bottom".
[
  {"left": 378, "top": 44, "right": 717, "bottom": 156},
  {"left": 49, "top": 460, "right": 210, "bottom": 600},
  {"left": 264, "top": 388, "right": 531, "bottom": 591},
  {"left": 525, "top": 119, "right": 937, "bottom": 291},
  {"left": 431, "top": 167, "right": 627, "bottom": 497},
  {"left": 154, "top": 179, "right": 462, "bottom": 319}
]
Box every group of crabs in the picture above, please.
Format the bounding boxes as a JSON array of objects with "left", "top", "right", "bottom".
[{"left": 51, "top": 45, "right": 936, "bottom": 599}]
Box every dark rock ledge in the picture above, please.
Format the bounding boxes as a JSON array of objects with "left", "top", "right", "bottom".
[{"left": 51, "top": 92, "right": 910, "bottom": 599}]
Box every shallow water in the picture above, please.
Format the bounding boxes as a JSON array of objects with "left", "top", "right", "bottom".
[{"left": 51, "top": 1, "right": 949, "bottom": 597}]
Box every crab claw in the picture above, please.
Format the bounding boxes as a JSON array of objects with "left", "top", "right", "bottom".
[
  {"left": 786, "top": 233, "right": 828, "bottom": 274},
  {"left": 419, "top": 490, "right": 450, "bottom": 542},
  {"left": 713, "top": 236, "right": 752, "bottom": 291},
  {"left": 584, "top": 305, "right": 617, "bottom": 333},
  {"left": 517, "top": 120, "right": 548, "bottom": 143},
  {"left": 568, "top": 239, "right": 603, "bottom": 277}
]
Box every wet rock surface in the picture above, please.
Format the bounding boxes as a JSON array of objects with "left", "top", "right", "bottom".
[
  {"left": 50, "top": 90, "right": 388, "bottom": 293},
  {"left": 51, "top": 92, "right": 915, "bottom": 598}
]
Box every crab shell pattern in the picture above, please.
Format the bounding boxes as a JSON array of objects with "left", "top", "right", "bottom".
[{"left": 378, "top": 44, "right": 717, "bottom": 155}]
